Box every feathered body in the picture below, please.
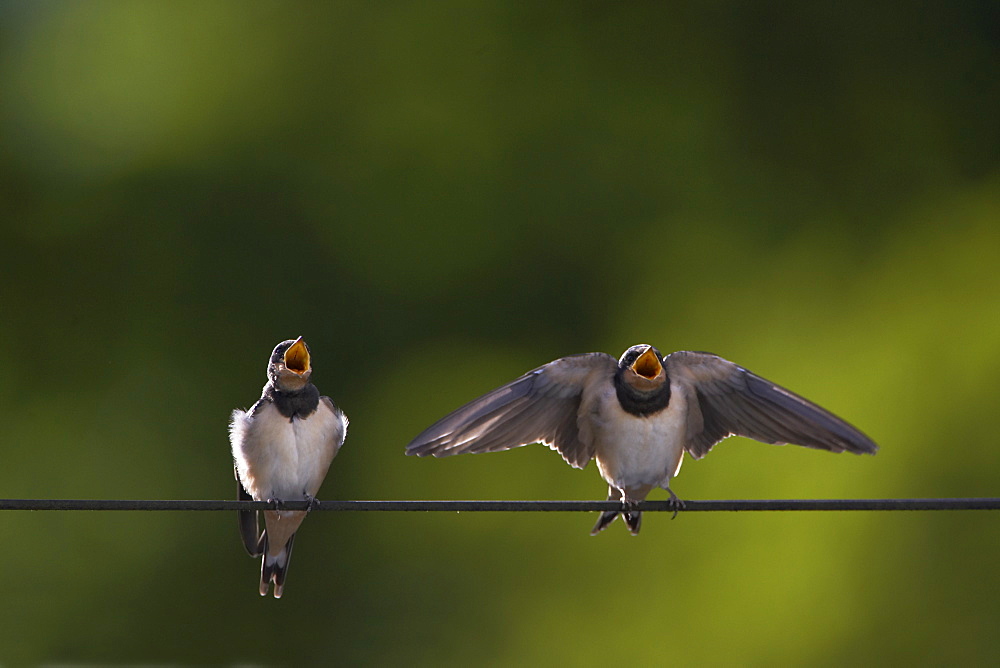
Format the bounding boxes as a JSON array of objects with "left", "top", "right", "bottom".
[
  {"left": 407, "top": 344, "right": 876, "bottom": 535},
  {"left": 230, "top": 338, "right": 347, "bottom": 597}
]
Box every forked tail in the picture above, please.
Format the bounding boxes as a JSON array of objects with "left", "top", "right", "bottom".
[{"left": 259, "top": 532, "right": 296, "bottom": 598}]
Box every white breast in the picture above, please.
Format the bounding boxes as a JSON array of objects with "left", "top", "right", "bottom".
[
  {"left": 590, "top": 380, "right": 688, "bottom": 493},
  {"left": 230, "top": 401, "right": 346, "bottom": 502}
]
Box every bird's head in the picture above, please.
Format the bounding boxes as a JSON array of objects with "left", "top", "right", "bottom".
[
  {"left": 268, "top": 336, "right": 313, "bottom": 391},
  {"left": 618, "top": 344, "right": 667, "bottom": 390}
]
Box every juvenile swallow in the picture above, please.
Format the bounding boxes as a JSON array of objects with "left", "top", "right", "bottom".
[
  {"left": 229, "top": 337, "right": 348, "bottom": 597},
  {"left": 406, "top": 344, "right": 877, "bottom": 535}
]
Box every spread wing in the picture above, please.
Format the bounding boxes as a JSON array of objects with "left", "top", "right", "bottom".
[
  {"left": 405, "top": 353, "right": 617, "bottom": 469},
  {"left": 665, "top": 351, "right": 878, "bottom": 459}
]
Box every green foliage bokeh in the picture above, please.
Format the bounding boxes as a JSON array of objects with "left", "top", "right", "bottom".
[{"left": 1, "top": 2, "right": 998, "bottom": 665}]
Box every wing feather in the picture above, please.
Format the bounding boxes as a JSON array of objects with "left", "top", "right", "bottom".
[
  {"left": 666, "top": 351, "right": 878, "bottom": 459},
  {"left": 320, "top": 395, "right": 349, "bottom": 457},
  {"left": 235, "top": 467, "right": 263, "bottom": 557},
  {"left": 405, "top": 353, "right": 617, "bottom": 469}
]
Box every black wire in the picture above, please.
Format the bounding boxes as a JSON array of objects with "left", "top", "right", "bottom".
[{"left": 0, "top": 498, "right": 998, "bottom": 511}]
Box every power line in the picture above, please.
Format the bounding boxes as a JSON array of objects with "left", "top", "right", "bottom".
[{"left": 0, "top": 498, "right": 998, "bottom": 512}]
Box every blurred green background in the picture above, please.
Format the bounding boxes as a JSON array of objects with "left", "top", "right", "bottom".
[{"left": 2, "top": 1, "right": 999, "bottom": 665}]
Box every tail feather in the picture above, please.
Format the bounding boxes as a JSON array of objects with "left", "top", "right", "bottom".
[
  {"left": 590, "top": 510, "right": 619, "bottom": 535},
  {"left": 591, "top": 486, "right": 650, "bottom": 536},
  {"left": 259, "top": 532, "right": 296, "bottom": 598},
  {"left": 590, "top": 509, "right": 643, "bottom": 535},
  {"left": 623, "top": 510, "right": 642, "bottom": 535}
]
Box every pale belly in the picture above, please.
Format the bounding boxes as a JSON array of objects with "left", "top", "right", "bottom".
[
  {"left": 592, "top": 383, "right": 687, "bottom": 493},
  {"left": 231, "top": 403, "right": 339, "bottom": 501}
]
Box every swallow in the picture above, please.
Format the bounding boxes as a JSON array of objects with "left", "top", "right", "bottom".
[
  {"left": 406, "top": 344, "right": 877, "bottom": 535},
  {"left": 229, "top": 337, "right": 348, "bottom": 597}
]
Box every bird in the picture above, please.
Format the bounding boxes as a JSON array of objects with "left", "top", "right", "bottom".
[
  {"left": 229, "top": 337, "right": 348, "bottom": 597},
  {"left": 406, "top": 344, "right": 877, "bottom": 535}
]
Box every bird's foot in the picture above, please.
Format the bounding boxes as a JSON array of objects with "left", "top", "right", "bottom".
[
  {"left": 304, "top": 494, "right": 320, "bottom": 512},
  {"left": 267, "top": 497, "right": 286, "bottom": 511},
  {"left": 666, "top": 489, "right": 686, "bottom": 519}
]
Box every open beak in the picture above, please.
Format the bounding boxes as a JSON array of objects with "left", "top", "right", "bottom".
[
  {"left": 283, "top": 337, "right": 311, "bottom": 375},
  {"left": 631, "top": 346, "right": 662, "bottom": 380}
]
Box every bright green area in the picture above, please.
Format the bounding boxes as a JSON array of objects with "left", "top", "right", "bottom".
[{"left": 1, "top": 2, "right": 998, "bottom": 665}]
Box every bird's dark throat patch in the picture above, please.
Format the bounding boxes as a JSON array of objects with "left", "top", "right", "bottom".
[
  {"left": 272, "top": 383, "right": 320, "bottom": 419},
  {"left": 614, "top": 369, "right": 671, "bottom": 417}
]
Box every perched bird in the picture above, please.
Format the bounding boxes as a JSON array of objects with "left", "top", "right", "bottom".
[
  {"left": 406, "top": 344, "right": 877, "bottom": 535},
  {"left": 230, "top": 337, "right": 348, "bottom": 597}
]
